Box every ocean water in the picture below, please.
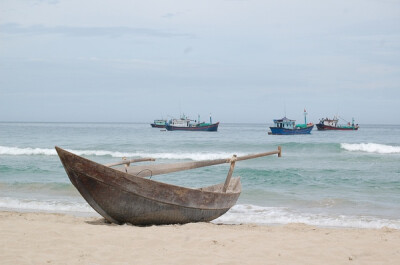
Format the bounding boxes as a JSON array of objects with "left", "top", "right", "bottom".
[{"left": 1, "top": 122, "right": 399, "bottom": 229}]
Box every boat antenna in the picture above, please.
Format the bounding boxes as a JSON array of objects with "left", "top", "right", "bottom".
[
  {"left": 284, "top": 102, "right": 287, "bottom": 118},
  {"left": 210, "top": 113, "right": 212, "bottom": 124},
  {"left": 179, "top": 101, "right": 182, "bottom": 118},
  {"left": 338, "top": 116, "right": 349, "bottom": 123},
  {"left": 304, "top": 108, "right": 307, "bottom": 124}
]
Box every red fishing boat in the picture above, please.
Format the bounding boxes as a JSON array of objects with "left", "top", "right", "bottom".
[{"left": 316, "top": 117, "right": 359, "bottom": 131}]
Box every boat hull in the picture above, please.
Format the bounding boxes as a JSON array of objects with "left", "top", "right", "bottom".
[
  {"left": 165, "top": 122, "right": 219, "bottom": 132},
  {"left": 55, "top": 147, "right": 240, "bottom": 225},
  {"left": 150, "top": 123, "right": 166, "bottom": 128},
  {"left": 269, "top": 125, "right": 314, "bottom": 135},
  {"left": 316, "top": 124, "right": 358, "bottom": 131}
]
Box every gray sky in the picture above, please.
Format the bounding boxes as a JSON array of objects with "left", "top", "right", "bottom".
[{"left": 1, "top": 0, "right": 399, "bottom": 124}]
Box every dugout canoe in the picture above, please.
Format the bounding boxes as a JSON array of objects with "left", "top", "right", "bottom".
[{"left": 55, "top": 146, "right": 281, "bottom": 225}]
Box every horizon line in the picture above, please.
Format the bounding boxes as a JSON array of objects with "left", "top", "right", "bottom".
[{"left": 0, "top": 121, "right": 398, "bottom": 126}]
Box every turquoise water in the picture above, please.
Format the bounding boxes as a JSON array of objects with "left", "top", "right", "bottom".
[{"left": 1, "top": 122, "right": 399, "bottom": 228}]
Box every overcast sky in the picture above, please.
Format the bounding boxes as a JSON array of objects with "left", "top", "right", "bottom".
[{"left": 1, "top": 0, "right": 399, "bottom": 124}]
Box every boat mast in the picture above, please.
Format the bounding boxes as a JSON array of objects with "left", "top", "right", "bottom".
[{"left": 304, "top": 108, "right": 308, "bottom": 124}]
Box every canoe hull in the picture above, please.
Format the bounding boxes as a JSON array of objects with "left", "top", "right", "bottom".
[
  {"left": 150, "top": 123, "right": 166, "bottom": 128},
  {"left": 56, "top": 147, "right": 240, "bottom": 225},
  {"left": 72, "top": 173, "right": 233, "bottom": 225}
]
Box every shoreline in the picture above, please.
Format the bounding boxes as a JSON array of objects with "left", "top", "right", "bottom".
[
  {"left": 1, "top": 211, "right": 400, "bottom": 265},
  {"left": 2, "top": 206, "right": 400, "bottom": 230}
]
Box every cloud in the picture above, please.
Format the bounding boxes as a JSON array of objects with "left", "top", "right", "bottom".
[
  {"left": 0, "top": 23, "right": 193, "bottom": 38},
  {"left": 183, "top": 46, "right": 193, "bottom": 54},
  {"left": 38, "top": 0, "right": 60, "bottom": 4},
  {"left": 162, "top": 11, "right": 185, "bottom": 19},
  {"left": 31, "top": 0, "right": 60, "bottom": 5},
  {"left": 162, "top": 13, "right": 176, "bottom": 19}
]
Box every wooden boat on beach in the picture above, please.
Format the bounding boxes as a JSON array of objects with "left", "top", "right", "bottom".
[{"left": 55, "top": 146, "right": 281, "bottom": 225}]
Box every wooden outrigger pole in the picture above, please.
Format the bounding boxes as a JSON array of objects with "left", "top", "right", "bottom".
[
  {"left": 105, "top": 157, "right": 156, "bottom": 173},
  {"left": 110, "top": 146, "right": 282, "bottom": 192}
]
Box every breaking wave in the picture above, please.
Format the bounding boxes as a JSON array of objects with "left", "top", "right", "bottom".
[
  {"left": 214, "top": 204, "right": 400, "bottom": 229},
  {"left": 0, "top": 146, "right": 245, "bottom": 161},
  {"left": 0, "top": 197, "right": 95, "bottom": 214},
  {"left": 0, "top": 146, "right": 57, "bottom": 156},
  {"left": 2, "top": 199, "right": 398, "bottom": 229},
  {"left": 341, "top": 143, "right": 400, "bottom": 154}
]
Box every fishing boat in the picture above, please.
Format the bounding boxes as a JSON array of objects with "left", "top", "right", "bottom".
[
  {"left": 165, "top": 114, "right": 219, "bottom": 132},
  {"left": 55, "top": 146, "right": 281, "bottom": 225},
  {"left": 150, "top": 119, "right": 167, "bottom": 128},
  {"left": 316, "top": 117, "right": 359, "bottom": 131},
  {"left": 269, "top": 110, "right": 314, "bottom": 135}
]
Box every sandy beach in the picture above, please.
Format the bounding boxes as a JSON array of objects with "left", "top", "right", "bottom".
[{"left": 0, "top": 211, "right": 399, "bottom": 265}]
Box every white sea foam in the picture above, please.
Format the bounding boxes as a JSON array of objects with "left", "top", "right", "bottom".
[
  {"left": 0, "top": 146, "right": 57, "bottom": 156},
  {"left": 0, "top": 146, "right": 244, "bottom": 161},
  {"left": 0, "top": 197, "right": 95, "bottom": 213},
  {"left": 2, "top": 198, "right": 399, "bottom": 229},
  {"left": 341, "top": 143, "right": 400, "bottom": 154},
  {"left": 213, "top": 204, "right": 400, "bottom": 229}
]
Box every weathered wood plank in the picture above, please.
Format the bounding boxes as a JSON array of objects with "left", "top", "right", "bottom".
[
  {"left": 105, "top": 157, "right": 156, "bottom": 167},
  {"left": 118, "top": 147, "right": 282, "bottom": 178}
]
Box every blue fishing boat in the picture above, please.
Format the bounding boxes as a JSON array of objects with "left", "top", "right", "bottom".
[{"left": 269, "top": 110, "right": 314, "bottom": 135}]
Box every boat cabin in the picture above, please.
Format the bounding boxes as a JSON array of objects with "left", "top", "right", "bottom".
[
  {"left": 320, "top": 118, "right": 339, "bottom": 127},
  {"left": 169, "top": 118, "right": 191, "bottom": 127},
  {"left": 168, "top": 114, "right": 194, "bottom": 127},
  {"left": 273, "top": 117, "right": 296, "bottom": 129},
  {"left": 153, "top": 119, "right": 167, "bottom": 126}
]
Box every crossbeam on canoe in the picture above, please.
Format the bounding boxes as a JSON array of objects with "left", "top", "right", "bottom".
[
  {"left": 115, "top": 146, "right": 282, "bottom": 178},
  {"left": 105, "top": 157, "right": 156, "bottom": 167}
]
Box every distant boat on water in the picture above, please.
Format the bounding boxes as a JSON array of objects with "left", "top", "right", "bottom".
[
  {"left": 269, "top": 110, "right": 314, "bottom": 135},
  {"left": 150, "top": 119, "right": 167, "bottom": 128},
  {"left": 316, "top": 117, "right": 359, "bottom": 131},
  {"left": 165, "top": 114, "right": 219, "bottom": 132}
]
